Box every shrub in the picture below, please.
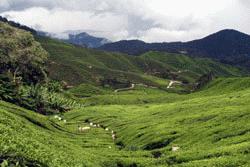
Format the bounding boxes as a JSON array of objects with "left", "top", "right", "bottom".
[
  {"left": 45, "top": 80, "right": 63, "bottom": 93},
  {"left": 0, "top": 74, "right": 81, "bottom": 115},
  {"left": 19, "top": 84, "right": 82, "bottom": 115},
  {"left": 0, "top": 74, "right": 18, "bottom": 102}
]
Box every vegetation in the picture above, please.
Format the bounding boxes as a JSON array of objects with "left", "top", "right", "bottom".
[
  {"left": 0, "top": 16, "right": 37, "bottom": 35},
  {"left": 64, "top": 77, "right": 250, "bottom": 166},
  {"left": 37, "top": 36, "right": 244, "bottom": 89},
  {"left": 99, "top": 30, "right": 250, "bottom": 71},
  {"left": 1, "top": 78, "right": 250, "bottom": 166},
  {"left": 0, "top": 22, "right": 80, "bottom": 114},
  {"left": 0, "top": 22, "right": 48, "bottom": 83},
  {"left": 1, "top": 21, "right": 250, "bottom": 167}
]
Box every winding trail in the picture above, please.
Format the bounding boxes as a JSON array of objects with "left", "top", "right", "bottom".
[
  {"left": 167, "top": 80, "right": 182, "bottom": 89},
  {"left": 114, "top": 84, "right": 135, "bottom": 93},
  {"left": 114, "top": 80, "right": 182, "bottom": 92}
]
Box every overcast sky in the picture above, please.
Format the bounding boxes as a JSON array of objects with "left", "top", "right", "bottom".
[{"left": 0, "top": 0, "right": 249, "bottom": 42}]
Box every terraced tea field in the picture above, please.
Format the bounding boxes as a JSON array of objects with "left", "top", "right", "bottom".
[{"left": 1, "top": 78, "right": 250, "bottom": 166}]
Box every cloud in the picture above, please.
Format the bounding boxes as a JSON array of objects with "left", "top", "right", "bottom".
[
  {"left": 1, "top": 7, "right": 129, "bottom": 41},
  {"left": 239, "top": 0, "right": 250, "bottom": 8},
  {"left": 0, "top": 0, "right": 249, "bottom": 42}
]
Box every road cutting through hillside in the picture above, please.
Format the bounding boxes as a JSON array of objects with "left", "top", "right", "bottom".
[
  {"left": 167, "top": 80, "right": 182, "bottom": 89},
  {"left": 114, "top": 83, "right": 135, "bottom": 92},
  {"left": 114, "top": 80, "right": 182, "bottom": 92}
]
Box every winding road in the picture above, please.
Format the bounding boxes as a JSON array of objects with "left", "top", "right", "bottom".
[
  {"left": 114, "top": 84, "right": 135, "bottom": 93},
  {"left": 167, "top": 80, "right": 182, "bottom": 89}
]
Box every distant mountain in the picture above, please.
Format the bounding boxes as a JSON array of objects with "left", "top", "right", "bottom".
[
  {"left": 0, "top": 16, "right": 111, "bottom": 48},
  {"left": 38, "top": 31, "right": 111, "bottom": 48},
  {"left": 99, "top": 29, "right": 250, "bottom": 69},
  {"left": 65, "top": 32, "right": 111, "bottom": 48},
  {"left": 183, "top": 29, "right": 250, "bottom": 58},
  {"left": 98, "top": 40, "right": 148, "bottom": 55}
]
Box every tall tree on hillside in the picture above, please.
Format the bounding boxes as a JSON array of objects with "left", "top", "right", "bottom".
[{"left": 0, "top": 22, "right": 48, "bottom": 84}]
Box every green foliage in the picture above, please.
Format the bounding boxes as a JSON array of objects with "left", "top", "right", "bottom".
[
  {"left": 141, "top": 51, "right": 244, "bottom": 82},
  {"left": 1, "top": 21, "right": 250, "bottom": 166},
  {"left": 19, "top": 84, "right": 83, "bottom": 114},
  {"left": 0, "top": 22, "right": 48, "bottom": 84},
  {"left": 69, "top": 83, "right": 111, "bottom": 97},
  {"left": 63, "top": 77, "right": 250, "bottom": 166},
  {"left": 0, "top": 101, "right": 155, "bottom": 167},
  {"left": 1, "top": 78, "right": 250, "bottom": 166},
  {"left": 20, "top": 84, "right": 46, "bottom": 114},
  {"left": 0, "top": 156, "right": 45, "bottom": 167},
  {"left": 193, "top": 72, "right": 215, "bottom": 90},
  {"left": 0, "top": 74, "right": 81, "bottom": 114},
  {"left": 45, "top": 80, "right": 63, "bottom": 93},
  {"left": 0, "top": 22, "right": 75, "bottom": 115},
  {"left": 36, "top": 37, "right": 244, "bottom": 90},
  {"left": 0, "top": 74, "right": 18, "bottom": 101}
]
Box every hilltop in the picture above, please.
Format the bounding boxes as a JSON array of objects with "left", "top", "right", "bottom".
[
  {"left": 66, "top": 32, "right": 111, "bottom": 48},
  {"left": 99, "top": 29, "right": 250, "bottom": 70}
]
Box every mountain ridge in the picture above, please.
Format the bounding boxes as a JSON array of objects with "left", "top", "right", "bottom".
[
  {"left": 99, "top": 29, "right": 250, "bottom": 70},
  {"left": 66, "top": 32, "right": 111, "bottom": 48},
  {"left": 2, "top": 16, "right": 250, "bottom": 69}
]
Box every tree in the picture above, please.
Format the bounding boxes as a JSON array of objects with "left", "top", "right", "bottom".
[
  {"left": 194, "top": 72, "right": 214, "bottom": 90},
  {"left": 0, "top": 22, "right": 48, "bottom": 84}
]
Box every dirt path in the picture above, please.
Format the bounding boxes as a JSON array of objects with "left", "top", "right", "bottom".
[
  {"left": 167, "top": 80, "right": 182, "bottom": 89},
  {"left": 114, "top": 80, "right": 181, "bottom": 92},
  {"left": 114, "top": 84, "right": 135, "bottom": 93}
]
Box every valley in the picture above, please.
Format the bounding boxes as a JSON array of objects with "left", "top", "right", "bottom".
[
  {"left": 1, "top": 17, "right": 250, "bottom": 167},
  {"left": 1, "top": 78, "right": 250, "bottom": 166}
]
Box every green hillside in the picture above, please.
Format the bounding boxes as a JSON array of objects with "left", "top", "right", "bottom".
[
  {"left": 141, "top": 51, "right": 244, "bottom": 82},
  {"left": 1, "top": 78, "right": 250, "bottom": 166},
  {"left": 1, "top": 21, "right": 250, "bottom": 167},
  {"left": 36, "top": 37, "right": 244, "bottom": 91},
  {"left": 53, "top": 77, "right": 250, "bottom": 166}
]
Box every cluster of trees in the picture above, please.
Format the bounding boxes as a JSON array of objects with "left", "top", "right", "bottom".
[
  {"left": 100, "top": 78, "right": 131, "bottom": 89},
  {"left": 194, "top": 72, "right": 214, "bottom": 90},
  {"left": 0, "top": 22, "right": 76, "bottom": 114}
]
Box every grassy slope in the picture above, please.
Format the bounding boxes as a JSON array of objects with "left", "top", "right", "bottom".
[
  {"left": 36, "top": 36, "right": 168, "bottom": 87},
  {"left": 64, "top": 77, "right": 250, "bottom": 166},
  {"left": 141, "top": 51, "right": 244, "bottom": 82},
  {"left": 1, "top": 77, "right": 250, "bottom": 166},
  {"left": 36, "top": 37, "right": 243, "bottom": 88},
  {"left": 0, "top": 101, "right": 156, "bottom": 167}
]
